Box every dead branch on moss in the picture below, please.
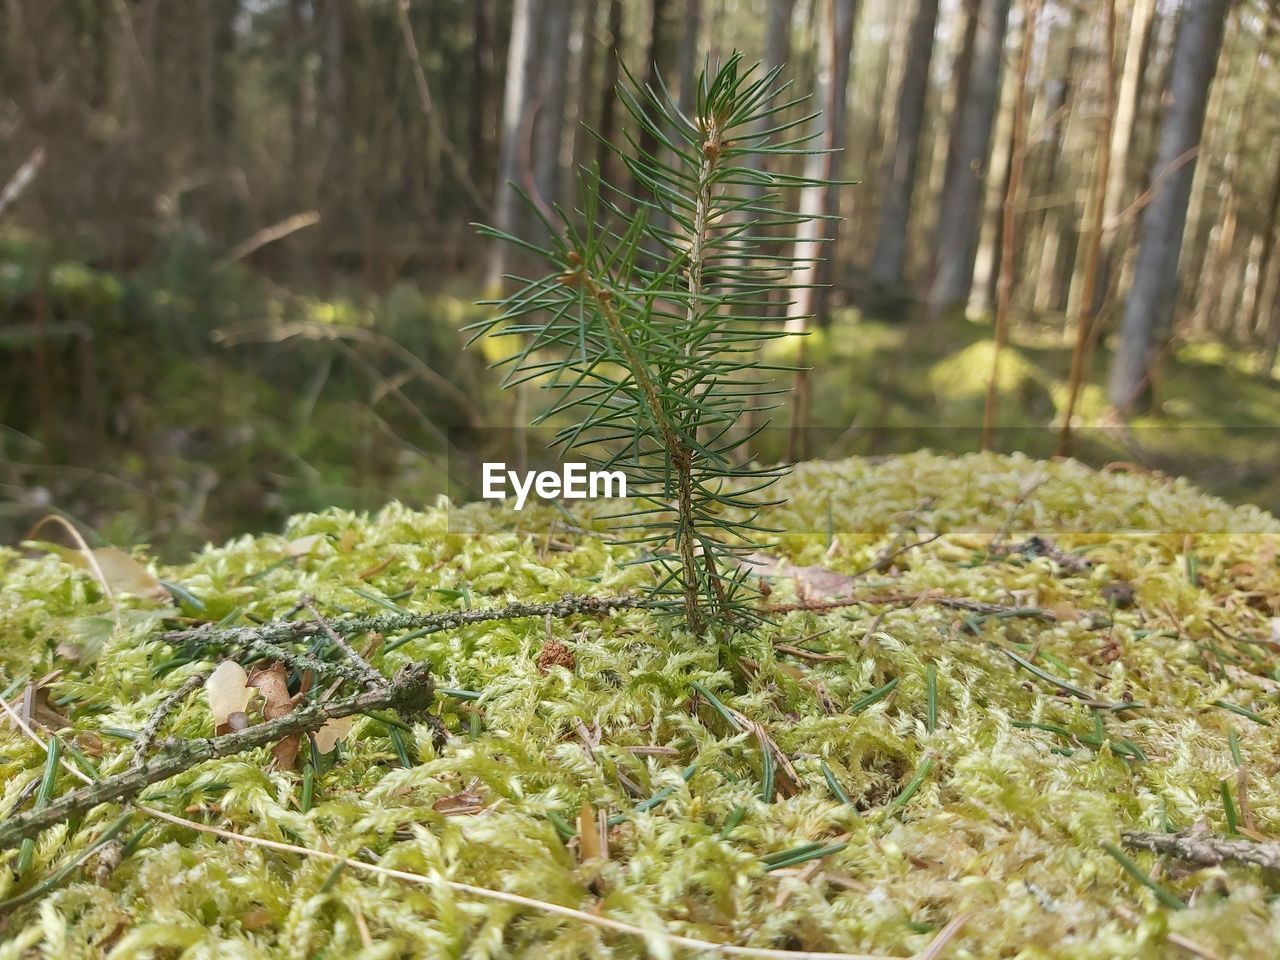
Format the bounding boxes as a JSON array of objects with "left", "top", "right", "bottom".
[
  {"left": 764, "top": 591, "right": 1057, "bottom": 619},
  {"left": 0, "top": 663, "right": 438, "bottom": 852},
  {"left": 303, "top": 596, "right": 385, "bottom": 690},
  {"left": 1122, "top": 831, "right": 1280, "bottom": 872},
  {"left": 164, "top": 593, "right": 649, "bottom": 662},
  {"left": 132, "top": 673, "right": 208, "bottom": 765}
]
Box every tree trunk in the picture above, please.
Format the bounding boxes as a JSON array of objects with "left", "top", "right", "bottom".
[
  {"left": 210, "top": 0, "right": 238, "bottom": 147},
  {"left": 740, "top": 0, "right": 796, "bottom": 202},
  {"left": 787, "top": 0, "right": 858, "bottom": 330},
  {"left": 866, "top": 0, "right": 939, "bottom": 305},
  {"left": 596, "top": 0, "right": 624, "bottom": 186},
  {"left": 927, "top": 0, "right": 1012, "bottom": 318},
  {"left": 564, "top": 0, "right": 595, "bottom": 199},
  {"left": 1094, "top": 0, "right": 1156, "bottom": 313},
  {"left": 920, "top": 1, "right": 979, "bottom": 261},
  {"left": 635, "top": 0, "right": 679, "bottom": 174},
  {"left": 981, "top": 0, "right": 1038, "bottom": 450},
  {"left": 1106, "top": 0, "right": 1230, "bottom": 412},
  {"left": 534, "top": 0, "right": 571, "bottom": 209},
  {"left": 487, "top": 0, "right": 544, "bottom": 289},
  {"left": 1256, "top": 145, "right": 1280, "bottom": 372},
  {"left": 676, "top": 0, "right": 702, "bottom": 117},
  {"left": 469, "top": 0, "right": 497, "bottom": 193},
  {"left": 967, "top": 13, "right": 1019, "bottom": 320},
  {"left": 1028, "top": 1, "right": 1082, "bottom": 316}
]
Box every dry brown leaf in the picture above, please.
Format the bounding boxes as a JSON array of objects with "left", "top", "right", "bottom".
[
  {"left": 19, "top": 678, "right": 70, "bottom": 732},
  {"left": 740, "top": 553, "right": 855, "bottom": 601},
  {"left": 56, "top": 544, "right": 170, "bottom": 601},
  {"left": 433, "top": 785, "right": 488, "bottom": 816},
  {"left": 313, "top": 716, "right": 354, "bottom": 754},
  {"left": 207, "top": 661, "right": 254, "bottom": 735},
  {"left": 248, "top": 661, "right": 303, "bottom": 770}
]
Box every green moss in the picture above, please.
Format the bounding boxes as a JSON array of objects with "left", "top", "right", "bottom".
[{"left": 2, "top": 454, "right": 1279, "bottom": 957}]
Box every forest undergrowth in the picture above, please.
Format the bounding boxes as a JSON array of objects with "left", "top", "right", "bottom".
[{"left": 2, "top": 453, "right": 1279, "bottom": 958}]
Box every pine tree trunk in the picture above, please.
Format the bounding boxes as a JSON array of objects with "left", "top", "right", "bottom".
[
  {"left": 469, "top": 0, "right": 497, "bottom": 193},
  {"left": 787, "top": 0, "right": 858, "bottom": 330},
  {"left": 676, "top": 0, "right": 702, "bottom": 117},
  {"left": 1257, "top": 145, "right": 1280, "bottom": 372},
  {"left": 596, "top": 0, "right": 624, "bottom": 187},
  {"left": 866, "top": 0, "right": 939, "bottom": 305},
  {"left": 1028, "top": 2, "right": 1082, "bottom": 316},
  {"left": 967, "top": 17, "right": 1019, "bottom": 320},
  {"left": 927, "top": 0, "right": 1012, "bottom": 318},
  {"left": 534, "top": 0, "right": 571, "bottom": 209},
  {"left": 487, "top": 0, "right": 544, "bottom": 290},
  {"left": 1106, "top": 0, "right": 1230, "bottom": 412},
  {"left": 1094, "top": 0, "right": 1156, "bottom": 313}
]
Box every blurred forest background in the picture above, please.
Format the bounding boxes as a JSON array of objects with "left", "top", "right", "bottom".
[{"left": 1, "top": 0, "right": 1278, "bottom": 557}]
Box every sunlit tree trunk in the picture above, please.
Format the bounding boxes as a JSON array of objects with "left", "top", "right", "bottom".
[
  {"left": 1094, "top": 0, "right": 1156, "bottom": 313},
  {"left": 1255, "top": 145, "right": 1280, "bottom": 372},
  {"left": 488, "top": 0, "right": 544, "bottom": 290},
  {"left": 1107, "top": 0, "right": 1230, "bottom": 412},
  {"left": 787, "top": 0, "right": 858, "bottom": 330},
  {"left": 928, "top": 0, "right": 1011, "bottom": 318},
  {"left": 967, "top": 14, "right": 1018, "bottom": 320},
  {"left": 866, "top": 0, "right": 939, "bottom": 304}
]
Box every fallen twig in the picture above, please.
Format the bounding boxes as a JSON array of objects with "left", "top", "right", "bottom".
[
  {"left": 1122, "top": 831, "right": 1280, "bottom": 872},
  {"left": 765, "top": 592, "right": 1056, "bottom": 619},
  {"left": 132, "top": 673, "right": 208, "bottom": 765},
  {"left": 0, "top": 663, "right": 438, "bottom": 851},
  {"left": 165, "top": 594, "right": 649, "bottom": 661},
  {"left": 304, "top": 597, "right": 386, "bottom": 690}
]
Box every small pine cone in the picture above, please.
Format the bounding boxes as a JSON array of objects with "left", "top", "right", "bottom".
[{"left": 537, "top": 638, "right": 575, "bottom": 674}]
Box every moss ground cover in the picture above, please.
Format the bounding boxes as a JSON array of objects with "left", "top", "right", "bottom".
[{"left": 2, "top": 452, "right": 1279, "bottom": 958}]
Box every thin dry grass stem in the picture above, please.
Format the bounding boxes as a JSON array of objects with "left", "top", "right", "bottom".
[
  {"left": 133, "top": 807, "right": 968, "bottom": 960},
  {"left": 1112, "top": 905, "right": 1223, "bottom": 960},
  {"left": 1, "top": 686, "right": 968, "bottom": 959},
  {"left": 25, "top": 515, "right": 120, "bottom": 620}
]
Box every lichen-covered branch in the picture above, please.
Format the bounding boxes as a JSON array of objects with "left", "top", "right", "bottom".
[
  {"left": 164, "top": 594, "right": 649, "bottom": 663},
  {"left": 0, "top": 663, "right": 437, "bottom": 851},
  {"left": 303, "top": 597, "right": 386, "bottom": 689},
  {"left": 1122, "top": 831, "right": 1280, "bottom": 872},
  {"left": 132, "top": 673, "right": 208, "bottom": 765}
]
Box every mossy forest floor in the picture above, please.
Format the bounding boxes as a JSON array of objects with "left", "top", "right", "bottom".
[{"left": 2, "top": 453, "right": 1280, "bottom": 958}]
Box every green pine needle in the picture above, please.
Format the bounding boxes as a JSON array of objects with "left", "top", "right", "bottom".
[{"left": 470, "top": 52, "right": 831, "bottom": 636}]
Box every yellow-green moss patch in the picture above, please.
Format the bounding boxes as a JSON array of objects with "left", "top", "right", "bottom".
[{"left": 1, "top": 453, "right": 1278, "bottom": 958}]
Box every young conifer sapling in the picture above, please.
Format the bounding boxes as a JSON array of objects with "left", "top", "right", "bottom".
[{"left": 471, "top": 53, "right": 831, "bottom": 636}]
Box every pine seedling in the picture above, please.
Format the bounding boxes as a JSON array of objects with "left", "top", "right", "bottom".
[{"left": 470, "top": 53, "right": 831, "bottom": 636}]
